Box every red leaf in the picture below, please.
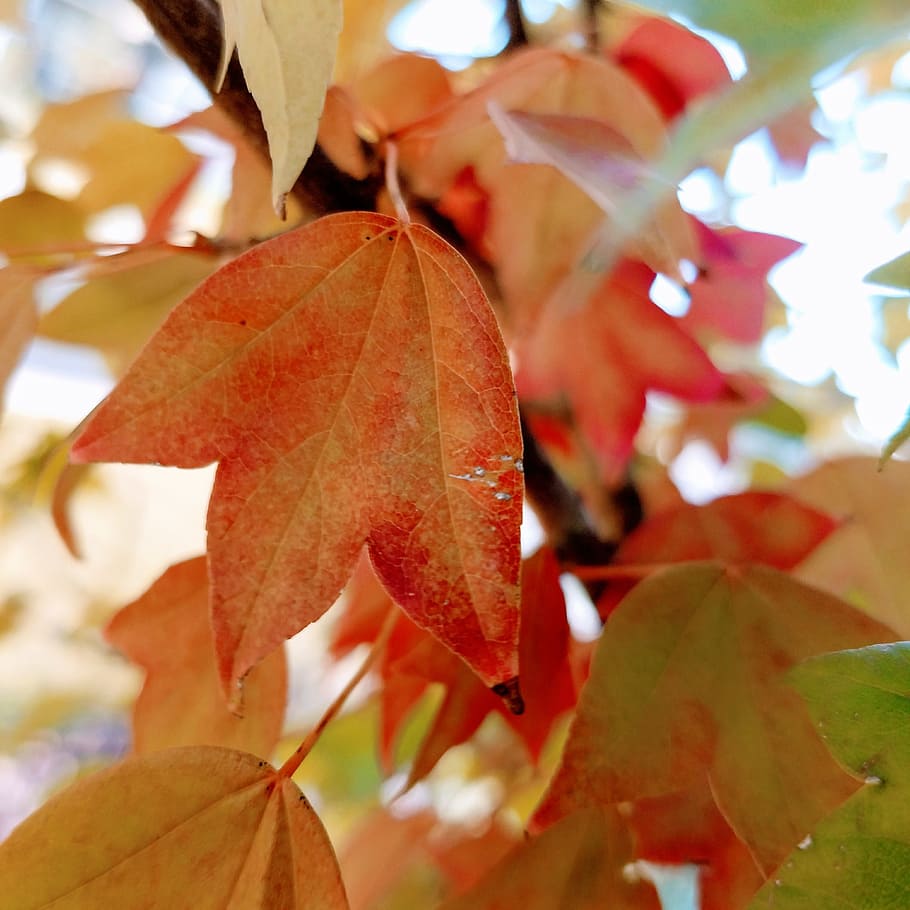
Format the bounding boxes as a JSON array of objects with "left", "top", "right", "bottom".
[
  {"left": 106, "top": 557, "right": 287, "bottom": 755},
  {"left": 72, "top": 213, "right": 523, "bottom": 701},
  {"left": 597, "top": 491, "right": 838, "bottom": 618},
  {"left": 627, "top": 785, "right": 764, "bottom": 910},
  {"left": 685, "top": 219, "right": 802, "bottom": 343},
  {"left": 517, "top": 259, "right": 723, "bottom": 483},
  {"left": 611, "top": 16, "right": 732, "bottom": 120}
]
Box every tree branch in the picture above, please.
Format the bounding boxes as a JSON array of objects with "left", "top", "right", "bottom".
[
  {"left": 504, "top": 0, "right": 529, "bottom": 50},
  {"left": 133, "top": 0, "right": 380, "bottom": 214}
]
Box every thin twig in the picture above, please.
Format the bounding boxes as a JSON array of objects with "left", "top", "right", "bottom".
[{"left": 278, "top": 611, "right": 395, "bottom": 780}]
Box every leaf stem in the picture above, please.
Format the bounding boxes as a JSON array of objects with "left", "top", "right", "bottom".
[
  {"left": 384, "top": 141, "right": 411, "bottom": 224},
  {"left": 277, "top": 609, "right": 395, "bottom": 780}
]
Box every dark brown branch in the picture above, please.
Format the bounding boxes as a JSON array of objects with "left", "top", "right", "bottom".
[
  {"left": 504, "top": 0, "right": 529, "bottom": 50},
  {"left": 582, "top": 0, "right": 602, "bottom": 52},
  {"left": 132, "top": 0, "right": 380, "bottom": 214},
  {"left": 520, "top": 415, "right": 635, "bottom": 607}
]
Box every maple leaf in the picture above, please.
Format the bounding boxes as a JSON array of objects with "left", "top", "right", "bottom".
[
  {"left": 533, "top": 563, "right": 895, "bottom": 872},
  {"left": 596, "top": 490, "right": 839, "bottom": 617},
  {"left": 628, "top": 784, "right": 765, "bottom": 910},
  {"left": 72, "top": 212, "right": 523, "bottom": 702},
  {"left": 438, "top": 808, "right": 660, "bottom": 910},
  {"left": 403, "top": 548, "right": 578, "bottom": 785},
  {"left": 610, "top": 15, "right": 732, "bottom": 120},
  {"left": 684, "top": 219, "right": 803, "bottom": 344},
  {"left": 488, "top": 105, "right": 696, "bottom": 282},
  {"left": 788, "top": 456, "right": 910, "bottom": 637},
  {"left": 0, "top": 746, "right": 348, "bottom": 908},
  {"left": 398, "top": 48, "right": 680, "bottom": 328},
  {"left": 216, "top": 0, "right": 342, "bottom": 214},
  {"left": 338, "top": 808, "right": 436, "bottom": 909},
  {"left": 38, "top": 247, "right": 216, "bottom": 376},
  {"left": 517, "top": 259, "right": 723, "bottom": 484},
  {"left": 333, "top": 548, "right": 576, "bottom": 780},
  {"left": 750, "top": 643, "right": 910, "bottom": 908},
  {"left": 106, "top": 557, "right": 287, "bottom": 756}
]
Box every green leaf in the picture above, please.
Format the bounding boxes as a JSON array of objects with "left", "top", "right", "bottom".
[
  {"left": 628, "top": 0, "right": 909, "bottom": 61},
  {"left": 750, "top": 643, "right": 910, "bottom": 908},
  {"left": 865, "top": 250, "right": 910, "bottom": 293}
]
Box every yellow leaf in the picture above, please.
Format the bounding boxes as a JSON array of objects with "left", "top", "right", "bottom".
[
  {"left": 0, "top": 747, "right": 349, "bottom": 909},
  {"left": 0, "top": 267, "right": 37, "bottom": 410},
  {"left": 37, "top": 248, "right": 216, "bottom": 375},
  {"left": 217, "top": 0, "right": 343, "bottom": 215}
]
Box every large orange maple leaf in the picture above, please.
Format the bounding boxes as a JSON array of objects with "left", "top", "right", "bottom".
[{"left": 73, "top": 213, "right": 523, "bottom": 703}]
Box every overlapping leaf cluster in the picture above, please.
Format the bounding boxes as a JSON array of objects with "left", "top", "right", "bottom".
[{"left": 2, "top": 1, "right": 910, "bottom": 907}]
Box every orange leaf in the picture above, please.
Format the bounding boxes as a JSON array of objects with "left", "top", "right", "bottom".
[
  {"left": 438, "top": 808, "right": 660, "bottom": 910},
  {"left": 0, "top": 747, "right": 348, "bottom": 908},
  {"left": 72, "top": 212, "right": 523, "bottom": 701},
  {"left": 106, "top": 557, "right": 287, "bottom": 756},
  {"left": 533, "top": 563, "right": 895, "bottom": 872}
]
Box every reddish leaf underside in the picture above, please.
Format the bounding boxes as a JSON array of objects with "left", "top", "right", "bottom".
[
  {"left": 0, "top": 747, "right": 348, "bottom": 909},
  {"left": 533, "top": 562, "right": 895, "bottom": 873},
  {"left": 106, "top": 557, "right": 287, "bottom": 755},
  {"left": 72, "top": 212, "right": 523, "bottom": 702}
]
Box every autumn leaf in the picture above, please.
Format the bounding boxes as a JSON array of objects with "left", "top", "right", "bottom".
[
  {"left": 488, "top": 105, "right": 695, "bottom": 281},
  {"left": 517, "top": 259, "right": 723, "bottom": 483},
  {"left": 751, "top": 643, "right": 910, "bottom": 909},
  {"left": 406, "top": 548, "right": 577, "bottom": 782},
  {"left": 334, "top": 549, "right": 576, "bottom": 780},
  {"left": 106, "top": 557, "right": 287, "bottom": 755},
  {"left": 595, "top": 490, "right": 839, "bottom": 618},
  {"left": 0, "top": 191, "right": 86, "bottom": 262},
  {"left": 533, "top": 563, "right": 895, "bottom": 872},
  {"left": 216, "top": 0, "right": 342, "bottom": 214},
  {"left": 789, "top": 456, "right": 910, "bottom": 636},
  {"left": 439, "top": 808, "right": 660, "bottom": 910},
  {"left": 0, "top": 746, "right": 348, "bottom": 908},
  {"left": 339, "top": 808, "right": 436, "bottom": 909},
  {"left": 683, "top": 219, "right": 803, "bottom": 344},
  {"left": 38, "top": 247, "right": 216, "bottom": 375},
  {"left": 610, "top": 15, "right": 731, "bottom": 120},
  {"left": 398, "top": 48, "right": 678, "bottom": 326},
  {"left": 72, "top": 212, "right": 523, "bottom": 703},
  {"left": 628, "top": 784, "right": 765, "bottom": 910},
  {"left": 0, "top": 266, "right": 38, "bottom": 411}
]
